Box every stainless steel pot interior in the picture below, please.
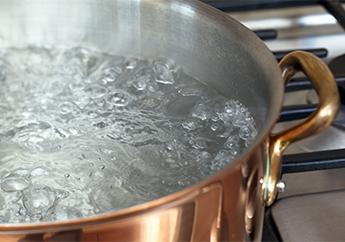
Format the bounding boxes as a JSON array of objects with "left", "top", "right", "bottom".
[{"left": 0, "top": 0, "right": 284, "bottom": 137}]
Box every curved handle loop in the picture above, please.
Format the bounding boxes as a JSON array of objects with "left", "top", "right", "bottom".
[{"left": 262, "top": 51, "right": 340, "bottom": 206}]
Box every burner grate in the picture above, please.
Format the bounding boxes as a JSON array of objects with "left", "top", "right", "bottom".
[
  {"left": 283, "top": 148, "right": 345, "bottom": 173},
  {"left": 204, "top": 0, "right": 323, "bottom": 12},
  {"left": 273, "top": 48, "right": 328, "bottom": 61}
]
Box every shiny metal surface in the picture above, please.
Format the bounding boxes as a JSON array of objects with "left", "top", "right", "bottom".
[
  {"left": 276, "top": 181, "right": 286, "bottom": 193},
  {"left": 261, "top": 51, "right": 340, "bottom": 206},
  {"left": 230, "top": 5, "right": 345, "bottom": 61},
  {"left": 0, "top": 0, "right": 338, "bottom": 241},
  {"left": 272, "top": 189, "right": 345, "bottom": 241},
  {"left": 279, "top": 167, "right": 345, "bottom": 198}
]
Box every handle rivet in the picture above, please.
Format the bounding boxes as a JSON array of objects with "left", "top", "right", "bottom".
[
  {"left": 276, "top": 181, "right": 286, "bottom": 193},
  {"left": 259, "top": 178, "right": 264, "bottom": 185}
]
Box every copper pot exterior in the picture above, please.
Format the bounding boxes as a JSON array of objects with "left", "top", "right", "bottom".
[{"left": 0, "top": 143, "right": 267, "bottom": 242}]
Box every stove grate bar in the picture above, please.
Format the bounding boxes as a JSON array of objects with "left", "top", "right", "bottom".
[
  {"left": 280, "top": 104, "right": 316, "bottom": 122},
  {"left": 254, "top": 29, "right": 278, "bottom": 40},
  {"left": 203, "top": 0, "right": 324, "bottom": 12},
  {"left": 273, "top": 48, "right": 328, "bottom": 61},
  {"left": 282, "top": 148, "right": 345, "bottom": 173},
  {"left": 286, "top": 75, "right": 345, "bottom": 92}
]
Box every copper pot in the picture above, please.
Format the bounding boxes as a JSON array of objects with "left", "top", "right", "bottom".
[{"left": 0, "top": 0, "right": 340, "bottom": 241}]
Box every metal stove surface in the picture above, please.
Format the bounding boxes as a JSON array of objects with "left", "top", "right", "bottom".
[
  {"left": 230, "top": 5, "right": 345, "bottom": 61},
  {"left": 271, "top": 190, "right": 345, "bottom": 241}
]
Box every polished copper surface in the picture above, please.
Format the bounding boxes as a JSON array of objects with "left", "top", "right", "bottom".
[{"left": 261, "top": 51, "right": 340, "bottom": 206}]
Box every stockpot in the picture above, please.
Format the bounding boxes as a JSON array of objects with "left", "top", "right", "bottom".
[{"left": 0, "top": 0, "right": 339, "bottom": 241}]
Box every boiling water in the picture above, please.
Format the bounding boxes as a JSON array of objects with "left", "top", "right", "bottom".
[{"left": 0, "top": 47, "right": 257, "bottom": 223}]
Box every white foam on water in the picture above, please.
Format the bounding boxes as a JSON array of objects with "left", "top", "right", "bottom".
[{"left": 0, "top": 46, "right": 257, "bottom": 223}]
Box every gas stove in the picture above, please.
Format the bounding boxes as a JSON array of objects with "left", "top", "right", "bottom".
[{"left": 204, "top": 1, "right": 345, "bottom": 241}]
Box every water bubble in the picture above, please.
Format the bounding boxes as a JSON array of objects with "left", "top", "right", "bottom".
[
  {"left": 0, "top": 194, "right": 5, "bottom": 210},
  {"left": 108, "top": 91, "right": 130, "bottom": 107},
  {"left": 55, "top": 189, "right": 70, "bottom": 199},
  {"left": 74, "top": 96, "right": 90, "bottom": 110},
  {"left": 94, "top": 121, "right": 107, "bottom": 129},
  {"left": 1, "top": 176, "right": 30, "bottom": 192},
  {"left": 178, "top": 88, "right": 202, "bottom": 97},
  {"left": 154, "top": 61, "right": 175, "bottom": 85},
  {"left": 100, "top": 67, "right": 121, "bottom": 84},
  {"left": 68, "top": 128, "right": 80, "bottom": 136},
  {"left": 239, "top": 126, "right": 250, "bottom": 140},
  {"left": 233, "top": 116, "right": 249, "bottom": 127},
  {"left": 196, "top": 151, "right": 212, "bottom": 163},
  {"left": 181, "top": 121, "right": 198, "bottom": 131},
  {"left": 245, "top": 140, "right": 252, "bottom": 148},
  {"left": 53, "top": 206, "right": 82, "bottom": 221},
  {"left": 54, "top": 128, "right": 69, "bottom": 139},
  {"left": 189, "top": 137, "right": 208, "bottom": 150},
  {"left": 90, "top": 188, "right": 127, "bottom": 212},
  {"left": 99, "top": 165, "right": 105, "bottom": 170},
  {"left": 18, "top": 206, "right": 27, "bottom": 216},
  {"left": 211, "top": 150, "right": 233, "bottom": 171},
  {"left": 31, "top": 167, "right": 50, "bottom": 176},
  {"left": 23, "top": 47, "right": 54, "bottom": 75},
  {"left": 0, "top": 64, "right": 7, "bottom": 82},
  {"left": 140, "top": 96, "right": 162, "bottom": 110},
  {"left": 210, "top": 123, "right": 221, "bottom": 132},
  {"left": 211, "top": 115, "right": 220, "bottom": 122},
  {"left": 217, "top": 100, "right": 242, "bottom": 123},
  {"left": 166, "top": 139, "right": 178, "bottom": 152},
  {"left": 87, "top": 111, "right": 99, "bottom": 118},
  {"left": 23, "top": 187, "right": 56, "bottom": 215},
  {"left": 0, "top": 216, "right": 8, "bottom": 223},
  {"left": 62, "top": 59, "right": 84, "bottom": 77},
  {"left": 79, "top": 153, "right": 86, "bottom": 160},
  {"left": 224, "top": 136, "right": 240, "bottom": 150},
  {"left": 132, "top": 74, "right": 149, "bottom": 91},
  {"left": 125, "top": 59, "right": 137, "bottom": 70},
  {"left": 214, "top": 149, "right": 232, "bottom": 163},
  {"left": 86, "top": 85, "right": 108, "bottom": 99},
  {"left": 192, "top": 103, "right": 210, "bottom": 121},
  {"left": 59, "top": 102, "right": 75, "bottom": 115},
  {"left": 13, "top": 169, "right": 30, "bottom": 177},
  {"left": 239, "top": 123, "right": 257, "bottom": 141}
]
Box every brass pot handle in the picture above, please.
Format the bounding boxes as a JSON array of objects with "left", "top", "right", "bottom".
[{"left": 261, "top": 51, "right": 340, "bottom": 206}]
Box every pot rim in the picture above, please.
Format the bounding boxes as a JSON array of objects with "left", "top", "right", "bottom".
[{"left": 0, "top": 0, "right": 284, "bottom": 232}]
